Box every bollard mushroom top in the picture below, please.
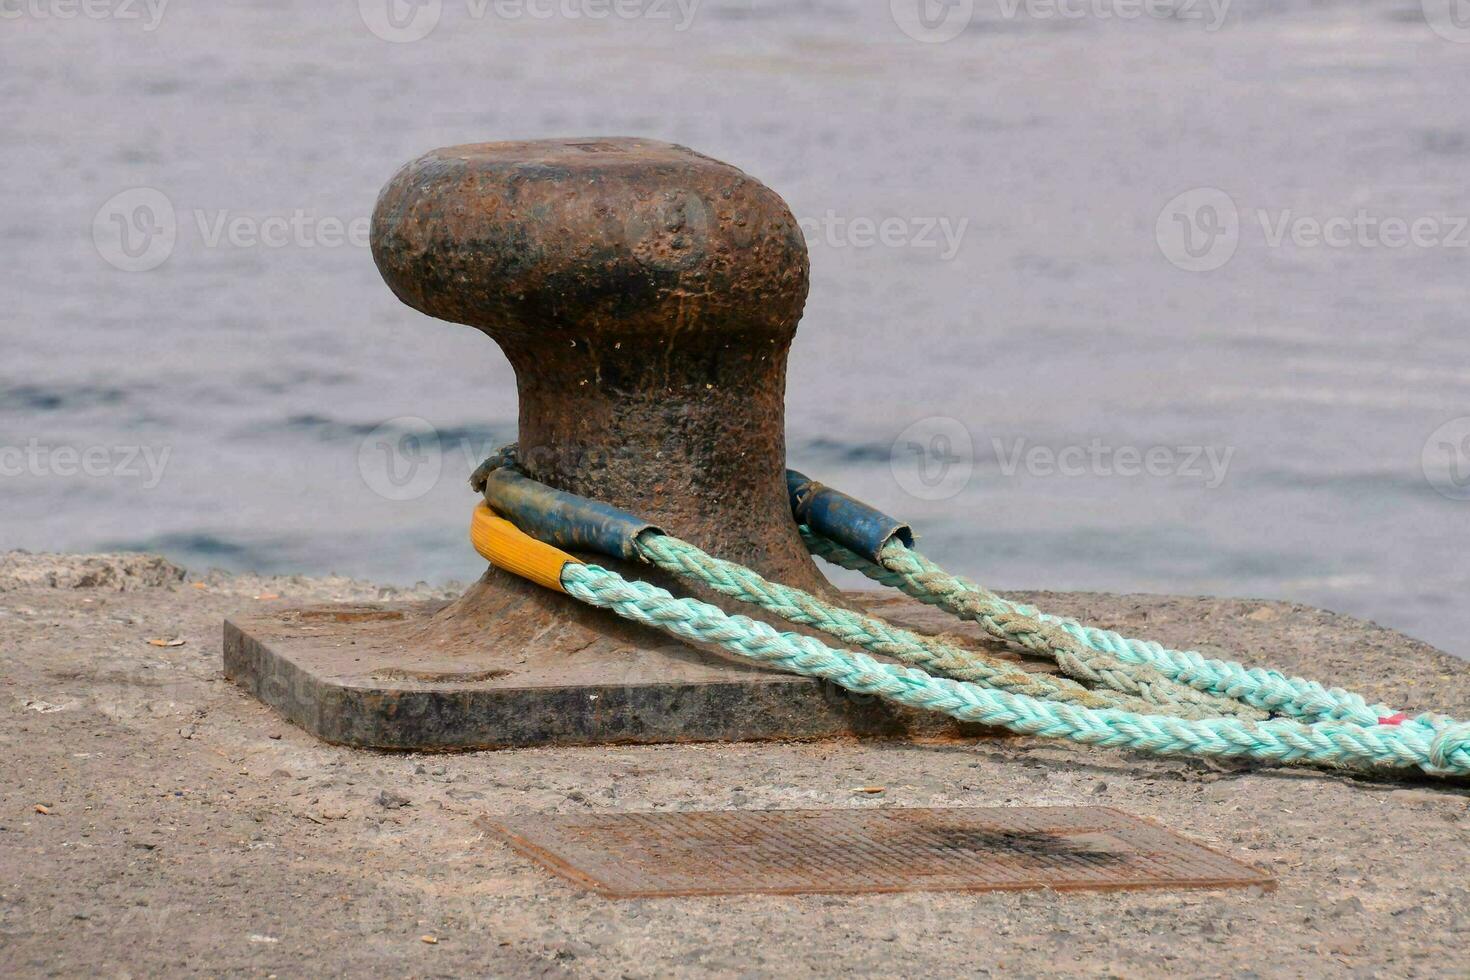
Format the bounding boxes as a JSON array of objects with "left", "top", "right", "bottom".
[{"left": 370, "top": 138, "right": 809, "bottom": 346}]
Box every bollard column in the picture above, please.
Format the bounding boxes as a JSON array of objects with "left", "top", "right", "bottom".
[
  {"left": 223, "top": 138, "right": 990, "bottom": 750},
  {"left": 369, "top": 137, "right": 829, "bottom": 596}
]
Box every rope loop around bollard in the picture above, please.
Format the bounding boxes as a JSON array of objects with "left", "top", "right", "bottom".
[{"left": 468, "top": 448, "right": 1468, "bottom": 779}]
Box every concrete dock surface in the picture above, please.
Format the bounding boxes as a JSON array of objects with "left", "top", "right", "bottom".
[{"left": 2, "top": 553, "right": 1466, "bottom": 977}]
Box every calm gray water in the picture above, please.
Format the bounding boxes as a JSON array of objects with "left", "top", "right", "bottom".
[{"left": 4, "top": 1, "right": 1469, "bottom": 658}]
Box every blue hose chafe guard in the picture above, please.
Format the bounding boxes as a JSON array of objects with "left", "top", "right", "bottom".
[
  {"left": 479, "top": 465, "right": 662, "bottom": 562},
  {"left": 785, "top": 469, "right": 914, "bottom": 563},
  {"left": 469, "top": 443, "right": 520, "bottom": 495}
]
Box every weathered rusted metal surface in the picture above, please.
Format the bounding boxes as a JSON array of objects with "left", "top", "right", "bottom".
[
  {"left": 370, "top": 137, "right": 825, "bottom": 594},
  {"left": 222, "top": 596, "right": 1006, "bottom": 750},
  {"left": 482, "top": 807, "right": 1275, "bottom": 898},
  {"left": 227, "top": 139, "right": 874, "bottom": 750}
]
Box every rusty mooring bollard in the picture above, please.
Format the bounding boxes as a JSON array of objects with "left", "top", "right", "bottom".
[
  {"left": 370, "top": 137, "right": 829, "bottom": 596},
  {"left": 224, "top": 138, "right": 980, "bottom": 749}
]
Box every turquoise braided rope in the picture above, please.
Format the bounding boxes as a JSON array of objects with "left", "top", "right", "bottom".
[
  {"left": 791, "top": 533, "right": 1263, "bottom": 720},
  {"left": 634, "top": 532, "right": 1171, "bottom": 717},
  {"left": 801, "top": 529, "right": 1396, "bottom": 728},
  {"left": 559, "top": 561, "right": 1470, "bottom": 776}
]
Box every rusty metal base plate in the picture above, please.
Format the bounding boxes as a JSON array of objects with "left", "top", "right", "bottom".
[
  {"left": 483, "top": 807, "right": 1273, "bottom": 898},
  {"left": 222, "top": 591, "right": 1022, "bottom": 751}
]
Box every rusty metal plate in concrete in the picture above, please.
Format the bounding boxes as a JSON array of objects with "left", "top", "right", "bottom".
[
  {"left": 483, "top": 806, "right": 1274, "bottom": 898},
  {"left": 223, "top": 590, "right": 1022, "bottom": 750}
]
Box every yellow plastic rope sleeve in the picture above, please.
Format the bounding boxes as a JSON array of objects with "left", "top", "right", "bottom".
[{"left": 469, "top": 503, "right": 579, "bottom": 593}]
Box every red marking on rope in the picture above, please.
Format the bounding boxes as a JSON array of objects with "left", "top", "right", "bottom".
[{"left": 1378, "top": 712, "right": 1408, "bottom": 726}]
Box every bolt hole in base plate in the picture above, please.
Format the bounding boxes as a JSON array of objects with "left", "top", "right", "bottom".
[{"left": 479, "top": 806, "right": 1273, "bottom": 898}]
